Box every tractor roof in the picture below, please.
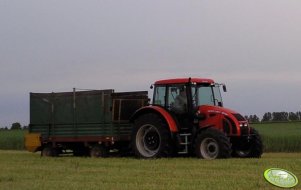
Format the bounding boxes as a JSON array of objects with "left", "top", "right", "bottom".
[{"left": 155, "top": 78, "right": 215, "bottom": 85}]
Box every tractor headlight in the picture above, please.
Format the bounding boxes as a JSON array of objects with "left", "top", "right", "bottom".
[{"left": 239, "top": 123, "right": 248, "bottom": 127}]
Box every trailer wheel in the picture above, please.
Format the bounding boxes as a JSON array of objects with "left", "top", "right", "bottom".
[
  {"left": 90, "top": 145, "right": 108, "bottom": 158},
  {"left": 41, "top": 146, "right": 58, "bottom": 157},
  {"left": 132, "top": 113, "right": 173, "bottom": 158},
  {"left": 195, "top": 128, "right": 231, "bottom": 159},
  {"left": 73, "top": 144, "right": 90, "bottom": 157},
  {"left": 232, "top": 127, "right": 263, "bottom": 158}
]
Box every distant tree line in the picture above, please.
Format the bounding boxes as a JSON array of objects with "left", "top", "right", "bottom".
[
  {"left": 0, "top": 122, "right": 28, "bottom": 130},
  {"left": 245, "top": 111, "right": 301, "bottom": 123}
]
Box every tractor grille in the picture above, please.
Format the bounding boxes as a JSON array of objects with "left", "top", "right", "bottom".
[
  {"left": 224, "top": 116, "right": 237, "bottom": 134},
  {"left": 240, "top": 126, "right": 249, "bottom": 135},
  {"left": 222, "top": 119, "right": 230, "bottom": 134}
]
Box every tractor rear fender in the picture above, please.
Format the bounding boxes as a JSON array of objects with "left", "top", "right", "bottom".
[{"left": 130, "top": 106, "right": 179, "bottom": 133}]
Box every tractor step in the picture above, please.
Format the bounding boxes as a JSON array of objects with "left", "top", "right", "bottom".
[{"left": 178, "top": 133, "right": 192, "bottom": 154}]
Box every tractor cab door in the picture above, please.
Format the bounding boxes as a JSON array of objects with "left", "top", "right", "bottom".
[
  {"left": 167, "top": 85, "right": 188, "bottom": 114},
  {"left": 152, "top": 84, "right": 188, "bottom": 113},
  {"left": 153, "top": 84, "right": 193, "bottom": 131}
]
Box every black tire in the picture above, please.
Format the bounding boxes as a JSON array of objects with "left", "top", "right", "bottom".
[
  {"left": 132, "top": 113, "right": 173, "bottom": 158},
  {"left": 90, "top": 145, "right": 108, "bottom": 158},
  {"left": 73, "top": 144, "right": 90, "bottom": 157},
  {"left": 232, "top": 127, "right": 263, "bottom": 158},
  {"left": 41, "top": 146, "right": 59, "bottom": 157},
  {"left": 195, "top": 128, "right": 232, "bottom": 159}
]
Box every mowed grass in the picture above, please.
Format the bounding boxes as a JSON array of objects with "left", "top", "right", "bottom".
[
  {"left": 0, "top": 151, "right": 300, "bottom": 190},
  {"left": 252, "top": 122, "right": 301, "bottom": 152}
]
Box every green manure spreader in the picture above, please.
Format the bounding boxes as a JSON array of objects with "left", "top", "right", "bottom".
[{"left": 25, "top": 89, "right": 148, "bottom": 157}]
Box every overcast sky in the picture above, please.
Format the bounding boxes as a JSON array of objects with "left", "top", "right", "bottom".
[{"left": 1, "top": 0, "right": 301, "bottom": 127}]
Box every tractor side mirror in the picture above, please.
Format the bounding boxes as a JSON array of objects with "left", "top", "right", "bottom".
[
  {"left": 222, "top": 84, "right": 227, "bottom": 92},
  {"left": 218, "top": 102, "right": 223, "bottom": 107}
]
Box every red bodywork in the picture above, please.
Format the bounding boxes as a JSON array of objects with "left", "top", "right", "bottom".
[
  {"left": 132, "top": 105, "right": 249, "bottom": 137},
  {"left": 198, "top": 105, "right": 249, "bottom": 136}
]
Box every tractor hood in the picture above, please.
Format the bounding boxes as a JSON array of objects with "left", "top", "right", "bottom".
[
  {"left": 198, "top": 105, "right": 238, "bottom": 117},
  {"left": 197, "top": 105, "right": 248, "bottom": 136},
  {"left": 198, "top": 105, "right": 247, "bottom": 122}
]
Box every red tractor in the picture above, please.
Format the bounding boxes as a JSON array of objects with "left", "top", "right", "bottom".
[{"left": 131, "top": 78, "right": 263, "bottom": 159}]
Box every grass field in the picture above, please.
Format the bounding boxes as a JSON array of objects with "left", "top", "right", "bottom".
[
  {"left": 0, "top": 122, "right": 301, "bottom": 152},
  {"left": 0, "top": 130, "right": 24, "bottom": 150},
  {"left": 252, "top": 122, "right": 301, "bottom": 152},
  {"left": 0, "top": 150, "right": 300, "bottom": 190}
]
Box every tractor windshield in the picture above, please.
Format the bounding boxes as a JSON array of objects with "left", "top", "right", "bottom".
[{"left": 192, "top": 84, "right": 223, "bottom": 107}]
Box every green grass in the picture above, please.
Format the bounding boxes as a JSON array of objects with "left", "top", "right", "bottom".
[
  {"left": 0, "top": 151, "right": 300, "bottom": 190},
  {"left": 1, "top": 122, "right": 301, "bottom": 152},
  {"left": 0, "top": 130, "right": 25, "bottom": 150},
  {"left": 252, "top": 122, "right": 301, "bottom": 152}
]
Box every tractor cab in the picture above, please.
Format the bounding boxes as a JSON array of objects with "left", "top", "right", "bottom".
[{"left": 152, "top": 78, "right": 226, "bottom": 115}]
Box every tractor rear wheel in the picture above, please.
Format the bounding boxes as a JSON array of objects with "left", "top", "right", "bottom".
[
  {"left": 232, "top": 127, "right": 263, "bottom": 158},
  {"left": 132, "top": 113, "right": 173, "bottom": 158},
  {"left": 195, "top": 128, "right": 231, "bottom": 159}
]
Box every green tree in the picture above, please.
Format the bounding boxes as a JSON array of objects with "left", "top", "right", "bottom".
[
  {"left": 289, "top": 112, "right": 299, "bottom": 121},
  {"left": 297, "top": 111, "right": 301, "bottom": 120},
  {"left": 262, "top": 112, "right": 272, "bottom": 122},
  {"left": 11, "top": 122, "right": 21, "bottom": 130},
  {"left": 272, "top": 112, "right": 288, "bottom": 121},
  {"left": 249, "top": 115, "right": 260, "bottom": 123}
]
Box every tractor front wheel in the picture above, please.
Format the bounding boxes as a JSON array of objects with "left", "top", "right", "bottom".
[
  {"left": 195, "top": 128, "right": 231, "bottom": 159},
  {"left": 232, "top": 127, "right": 263, "bottom": 158}
]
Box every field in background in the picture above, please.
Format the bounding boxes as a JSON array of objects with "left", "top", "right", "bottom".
[
  {"left": 0, "top": 130, "right": 24, "bottom": 150},
  {"left": 0, "top": 122, "right": 301, "bottom": 152},
  {"left": 0, "top": 150, "right": 300, "bottom": 190},
  {"left": 252, "top": 122, "right": 301, "bottom": 152}
]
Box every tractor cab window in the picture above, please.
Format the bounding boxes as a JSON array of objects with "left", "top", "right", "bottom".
[
  {"left": 153, "top": 86, "right": 166, "bottom": 106},
  {"left": 168, "top": 85, "right": 187, "bottom": 114},
  {"left": 153, "top": 84, "right": 188, "bottom": 114},
  {"left": 192, "top": 84, "right": 223, "bottom": 107},
  {"left": 213, "top": 86, "right": 223, "bottom": 106}
]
